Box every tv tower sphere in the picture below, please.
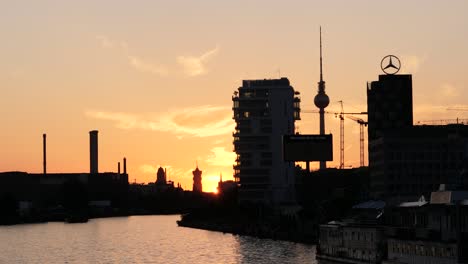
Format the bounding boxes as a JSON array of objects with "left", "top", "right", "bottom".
[{"left": 314, "top": 93, "right": 329, "bottom": 108}]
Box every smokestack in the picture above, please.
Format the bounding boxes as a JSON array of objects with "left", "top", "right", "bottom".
[
  {"left": 123, "top": 157, "right": 127, "bottom": 174},
  {"left": 118, "top": 162, "right": 121, "bottom": 174},
  {"left": 90, "top": 130, "right": 98, "bottom": 174},
  {"left": 43, "top": 133, "right": 47, "bottom": 175}
]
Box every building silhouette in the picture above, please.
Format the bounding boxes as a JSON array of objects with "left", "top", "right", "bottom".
[
  {"left": 367, "top": 71, "right": 468, "bottom": 201},
  {"left": 192, "top": 165, "right": 202, "bottom": 192},
  {"left": 232, "top": 78, "right": 300, "bottom": 205},
  {"left": 0, "top": 131, "right": 129, "bottom": 217},
  {"left": 367, "top": 74, "right": 413, "bottom": 141},
  {"left": 156, "top": 167, "right": 167, "bottom": 185},
  {"left": 89, "top": 130, "right": 99, "bottom": 174},
  {"left": 370, "top": 124, "right": 468, "bottom": 200}
]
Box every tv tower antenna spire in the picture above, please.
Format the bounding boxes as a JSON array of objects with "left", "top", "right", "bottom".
[
  {"left": 320, "top": 26, "right": 323, "bottom": 82},
  {"left": 314, "top": 26, "right": 330, "bottom": 170}
]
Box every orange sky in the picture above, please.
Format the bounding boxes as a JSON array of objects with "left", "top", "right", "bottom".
[{"left": 1, "top": 1, "right": 467, "bottom": 192}]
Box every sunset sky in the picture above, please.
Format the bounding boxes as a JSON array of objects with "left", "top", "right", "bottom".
[{"left": 1, "top": 1, "right": 467, "bottom": 192}]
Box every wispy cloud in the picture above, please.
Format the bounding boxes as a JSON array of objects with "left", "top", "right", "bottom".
[
  {"left": 413, "top": 104, "right": 452, "bottom": 115},
  {"left": 86, "top": 105, "right": 234, "bottom": 138},
  {"left": 177, "top": 46, "right": 219, "bottom": 76},
  {"left": 139, "top": 164, "right": 158, "bottom": 174},
  {"left": 127, "top": 55, "right": 169, "bottom": 76},
  {"left": 205, "top": 147, "right": 236, "bottom": 167},
  {"left": 400, "top": 54, "right": 427, "bottom": 73},
  {"left": 96, "top": 35, "right": 168, "bottom": 76},
  {"left": 96, "top": 35, "right": 219, "bottom": 77},
  {"left": 96, "top": 35, "right": 114, "bottom": 48},
  {"left": 439, "top": 83, "right": 459, "bottom": 98}
]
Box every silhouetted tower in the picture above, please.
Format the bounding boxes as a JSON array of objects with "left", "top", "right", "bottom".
[
  {"left": 43, "top": 133, "right": 47, "bottom": 175},
  {"left": 192, "top": 164, "right": 202, "bottom": 192},
  {"left": 89, "top": 130, "right": 98, "bottom": 174},
  {"left": 314, "top": 27, "right": 330, "bottom": 170},
  {"left": 156, "top": 167, "right": 166, "bottom": 185}
]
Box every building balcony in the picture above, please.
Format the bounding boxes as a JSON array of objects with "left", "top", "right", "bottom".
[
  {"left": 294, "top": 111, "right": 301, "bottom": 120},
  {"left": 234, "top": 126, "right": 252, "bottom": 132},
  {"left": 234, "top": 160, "right": 252, "bottom": 168},
  {"left": 234, "top": 144, "right": 254, "bottom": 152}
]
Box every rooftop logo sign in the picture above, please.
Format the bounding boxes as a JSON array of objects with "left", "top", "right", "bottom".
[{"left": 381, "top": 55, "right": 401, "bottom": 75}]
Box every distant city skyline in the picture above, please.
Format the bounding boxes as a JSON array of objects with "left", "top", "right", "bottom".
[{"left": 1, "top": 1, "right": 467, "bottom": 192}]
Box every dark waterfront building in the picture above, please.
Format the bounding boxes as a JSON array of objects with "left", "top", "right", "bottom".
[
  {"left": 370, "top": 124, "right": 468, "bottom": 201},
  {"left": 366, "top": 70, "right": 468, "bottom": 201},
  {"left": 367, "top": 74, "right": 413, "bottom": 142},
  {"left": 317, "top": 200, "right": 386, "bottom": 264},
  {"left": 384, "top": 187, "right": 468, "bottom": 264},
  {"left": 192, "top": 165, "right": 202, "bottom": 193},
  {"left": 232, "top": 78, "right": 300, "bottom": 206},
  {"left": 318, "top": 187, "right": 468, "bottom": 264}
]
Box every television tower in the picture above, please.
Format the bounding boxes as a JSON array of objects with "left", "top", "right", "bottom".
[{"left": 314, "top": 27, "right": 330, "bottom": 170}]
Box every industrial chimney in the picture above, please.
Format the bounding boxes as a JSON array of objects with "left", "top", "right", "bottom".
[
  {"left": 43, "top": 133, "right": 47, "bottom": 175},
  {"left": 123, "top": 157, "right": 127, "bottom": 174},
  {"left": 90, "top": 130, "right": 98, "bottom": 174}
]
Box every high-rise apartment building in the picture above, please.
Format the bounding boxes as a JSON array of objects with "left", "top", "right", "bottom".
[{"left": 232, "top": 78, "right": 300, "bottom": 205}]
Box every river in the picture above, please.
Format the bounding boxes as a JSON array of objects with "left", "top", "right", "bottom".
[{"left": 0, "top": 215, "right": 317, "bottom": 263}]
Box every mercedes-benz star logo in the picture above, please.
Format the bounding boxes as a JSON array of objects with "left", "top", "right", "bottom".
[{"left": 380, "top": 55, "right": 401, "bottom": 75}]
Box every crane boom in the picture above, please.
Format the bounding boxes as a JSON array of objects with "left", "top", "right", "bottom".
[
  {"left": 346, "top": 116, "right": 368, "bottom": 167},
  {"left": 302, "top": 105, "right": 368, "bottom": 169}
]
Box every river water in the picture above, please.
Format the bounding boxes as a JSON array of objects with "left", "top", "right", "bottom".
[{"left": 0, "top": 215, "right": 317, "bottom": 263}]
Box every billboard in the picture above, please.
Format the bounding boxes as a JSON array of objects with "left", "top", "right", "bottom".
[{"left": 283, "top": 134, "right": 333, "bottom": 161}]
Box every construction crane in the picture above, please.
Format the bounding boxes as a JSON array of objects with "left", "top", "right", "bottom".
[
  {"left": 346, "top": 116, "right": 368, "bottom": 167},
  {"left": 338, "top": 101, "right": 345, "bottom": 169},
  {"left": 302, "top": 101, "right": 367, "bottom": 169}
]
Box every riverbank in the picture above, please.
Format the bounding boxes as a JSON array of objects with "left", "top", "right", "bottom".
[
  {"left": 176, "top": 208, "right": 317, "bottom": 244},
  {"left": 0, "top": 207, "right": 188, "bottom": 226}
]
